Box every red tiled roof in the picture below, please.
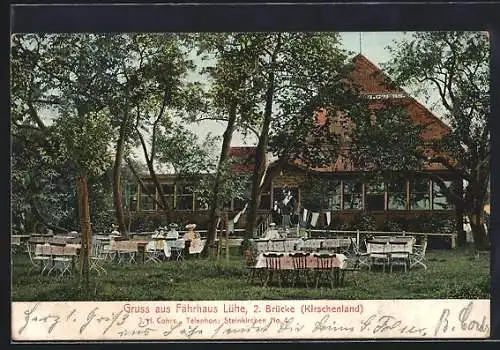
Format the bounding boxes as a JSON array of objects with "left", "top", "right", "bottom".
[
  {"left": 229, "top": 147, "right": 257, "bottom": 173},
  {"left": 229, "top": 147, "right": 256, "bottom": 157},
  {"left": 285, "top": 54, "right": 454, "bottom": 173}
]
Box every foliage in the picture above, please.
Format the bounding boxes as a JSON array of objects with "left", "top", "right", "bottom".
[{"left": 383, "top": 31, "right": 490, "bottom": 248}]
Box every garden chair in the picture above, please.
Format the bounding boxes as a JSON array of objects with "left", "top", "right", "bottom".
[
  {"left": 389, "top": 251, "right": 410, "bottom": 272},
  {"left": 388, "top": 241, "right": 411, "bottom": 273},
  {"left": 262, "top": 252, "right": 284, "bottom": 287},
  {"left": 90, "top": 241, "right": 107, "bottom": 275},
  {"left": 410, "top": 238, "right": 428, "bottom": 270},
  {"left": 48, "top": 245, "right": 73, "bottom": 277},
  {"left": 170, "top": 238, "right": 185, "bottom": 261},
  {"left": 162, "top": 241, "right": 172, "bottom": 260},
  {"left": 244, "top": 248, "right": 262, "bottom": 285},
  {"left": 145, "top": 240, "right": 162, "bottom": 263},
  {"left": 349, "top": 237, "right": 370, "bottom": 269},
  {"left": 27, "top": 243, "right": 52, "bottom": 275},
  {"left": 367, "top": 241, "right": 390, "bottom": 272},
  {"left": 289, "top": 252, "right": 310, "bottom": 288},
  {"left": 116, "top": 241, "right": 137, "bottom": 264},
  {"left": 313, "top": 253, "right": 339, "bottom": 288}
]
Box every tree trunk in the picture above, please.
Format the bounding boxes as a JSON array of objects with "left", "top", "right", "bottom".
[
  {"left": 245, "top": 36, "right": 281, "bottom": 237},
  {"left": 206, "top": 102, "right": 238, "bottom": 246},
  {"left": 468, "top": 211, "right": 489, "bottom": 250},
  {"left": 113, "top": 115, "right": 129, "bottom": 237},
  {"left": 76, "top": 174, "right": 92, "bottom": 295}
]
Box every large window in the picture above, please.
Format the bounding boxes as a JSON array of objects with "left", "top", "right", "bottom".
[
  {"left": 365, "top": 181, "right": 385, "bottom": 211},
  {"left": 388, "top": 180, "right": 407, "bottom": 210},
  {"left": 176, "top": 184, "right": 194, "bottom": 210},
  {"left": 432, "top": 180, "right": 454, "bottom": 210},
  {"left": 410, "top": 178, "right": 431, "bottom": 210},
  {"left": 343, "top": 181, "right": 363, "bottom": 210},
  {"left": 161, "top": 184, "right": 174, "bottom": 209},
  {"left": 326, "top": 180, "right": 341, "bottom": 210},
  {"left": 140, "top": 183, "right": 156, "bottom": 211}
]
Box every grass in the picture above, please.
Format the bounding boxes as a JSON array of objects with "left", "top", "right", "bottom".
[{"left": 11, "top": 246, "right": 490, "bottom": 301}]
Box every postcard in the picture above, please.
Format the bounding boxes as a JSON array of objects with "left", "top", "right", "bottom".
[{"left": 10, "top": 3, "right": 492, "bottom": 343}]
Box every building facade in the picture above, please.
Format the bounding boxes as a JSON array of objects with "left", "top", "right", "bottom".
[{"left": 125, "top": 54, "right": 461, "bottom": 237}]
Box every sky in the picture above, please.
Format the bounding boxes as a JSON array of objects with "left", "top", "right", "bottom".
[{"left": 187, "top": 31, "right": 411, "bottom": 148}]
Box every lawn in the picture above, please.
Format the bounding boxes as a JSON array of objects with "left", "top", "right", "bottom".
[{"left": 11, "top": 246, "right": 490, "bottom": 301}]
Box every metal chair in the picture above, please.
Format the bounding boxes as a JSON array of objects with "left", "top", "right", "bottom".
[
  {"left": 145, "top": 240, "right": 162, "bottom": 263},
  {"left": 410, "top": 238, "right": 428, "bottom": 270},
  {"left": 27, "top": 243, "right": 52, "bottom": 275},
  {"left": 349, "top": 237, "right": 370, "bottom": 269},
  {"left": 90, "top": 240, "right": 107, "bottom": 275},
  {"left": 49, "top": 246, "right": 73, "bottom": 277},
  {"left": 289, "top": 252, "right": 310, "bottom": 288}
]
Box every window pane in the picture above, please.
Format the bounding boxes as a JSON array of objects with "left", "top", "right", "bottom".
[
  {"left": 177, "top": 195, "right": 193, "bottom": 210},
  {"left": 410, "top": 178, "right": 430, "bottom": 210},
  {"left": 140, "top": 195, "right": 155, "bottom": 211},
  {"left": 162, "top": 184, "right": 174, "bottom": 195},
  {"left": 388, "top": 180, "right": 407, "bottom": 210},
  {"left": 343, "top": 181, "right": 362, "bottom": 210},
  {"left": 433, "top": 181, "right": 453, "bottom": 210}
]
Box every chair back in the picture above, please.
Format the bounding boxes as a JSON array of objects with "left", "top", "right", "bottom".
[
  {"left": 289, "top": 252, "right": 309, "bottom": 269},
  {"left": 314, "top": 253, "right": 337, "bottom": 269},
  {"left": 263, "top": 253, "right": 283, "bottom": 270}
]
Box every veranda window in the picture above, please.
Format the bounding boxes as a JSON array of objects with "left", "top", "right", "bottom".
[
  {"left": 139, "top": 183, "right": 156, "bottom": 211},
  {"left": 176, "top": 184, "right": 194, "bottom": 211},
  {"left": 326, "top": 180, "right": 341, "bottom": 210},
  {"left": 410, "top": 178, "right": 431, "bottom": 210},
  {"left": 388, "top": 180, "right": 408, "bottom": 210},
  {"left": 161, "top": 184, "right": 174, "bottom": 209},
  {"left": 432, "top": 180, "right": 454, "bottom": 210},
  {"left": 365, "top": 181, "right": 385, "bottom": 211},
  {"left": 343, "top": 180, "right": 362, "bottom": 210}
]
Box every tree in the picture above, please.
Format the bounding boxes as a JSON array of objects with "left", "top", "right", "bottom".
[
  {"left": 382, "top": 31, "right": 490, "bottom": 248},
  {"left": 195, "top": 33, "right": 266, "bottom": 246},
  {"left": 123, "top": 34, "right": 201, "bottom": 223},
  {"left": 215, "top": 33, "right": 359, "bottom": 238},
  {"left": 11, "top": 34, "right": 117, "bottom": 293}
]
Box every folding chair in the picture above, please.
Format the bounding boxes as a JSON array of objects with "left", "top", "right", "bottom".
[
  {"left": 116, "top": 241, "right": 137, "bottom": 264},
  {"left": 289, "top": 252, "right": 310, "bottom": 288},
  {"left": 49, "top": 246, "right": 73, "bottom": 277},
  {"left": 170, "top": 239, "right": 185, "bottom": 261},
  {"left": 28, "top": 243, "right": 52, "bottom": 275},
  {"left": 90, "top": 241, "right": 107, "bottom": 275},
  {"left": 349, "top": 237, "right": 370, "bottom": 269},
  {"left": 410, "top": 238, "right": 428, "bottom": 270},
  {"left": 145, "top": 240, "right": 162, "bottom": 263}
]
